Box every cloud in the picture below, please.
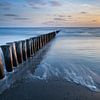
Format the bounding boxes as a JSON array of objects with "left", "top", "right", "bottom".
[
  {"left": 26, "top": 0, "right": 61, "bottom": 9},
  {"left": 3, "top": 13, "right": 29, "bottom": 21},
  {"left": 49, "top": 1, "right": 62, "bottom": 7},
  {"left": 26, "top": 0, "right": 47, "bottom": 9},
  {"left": 0, "top": 2, "right": 11, "bottom": 10},
  {"left": 42, "top": 21, "right": 55, "bottom": 25},
  {"left": 58, "top": 15, "right": 65, "bottom": 18},
  {"left": 92, "top": 20, "right": 96, "bottom": 22},
  {"left": 14, "top": 18, "right": 29, "bottom": 20},
  {"left": 67, "top": 15, "right": 72, "bottom": 18},
  {"left": 53, "top": 17, "right": 69, "bottom": 22},
  {"left": 54, "top": 18, "right": 64, "bottom": 21},
  {"left": 3, "top": 14, "right": 18, "bottom": 17},
  {"left": 82, "top": 4, "right": 92, "bottom": 8},
  {"left": 80, "top": 11, "right": 88, "bottom": 14}
]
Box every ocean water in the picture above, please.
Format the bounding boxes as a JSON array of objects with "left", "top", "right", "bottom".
[
  {"left": 0, "top": 27, "right": 58, "bottom": 45},
  {"left": 0, "top": 27, "right": 100, "bottom": 92}
]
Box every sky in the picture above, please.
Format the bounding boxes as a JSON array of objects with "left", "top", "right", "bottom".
[{"left": 0, "top": 0, "right": 100, "bottom": 27}]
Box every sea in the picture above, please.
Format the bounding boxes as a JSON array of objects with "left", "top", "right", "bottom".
[{"left": 0, "top": 27, "right": 100, "bottom": 92}]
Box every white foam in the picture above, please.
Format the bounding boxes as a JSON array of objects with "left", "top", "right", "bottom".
[{"left": 33, "top": 61, "right": 99, "bottom": 92}]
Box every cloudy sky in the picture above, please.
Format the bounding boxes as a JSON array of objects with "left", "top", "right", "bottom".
[{"left": 0, "top": 0, "right": 100, "bottom": 27}]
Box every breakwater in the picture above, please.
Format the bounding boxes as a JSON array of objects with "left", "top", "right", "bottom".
[{"left": 0, "top": 30, "right": 60, "bottom": 80}]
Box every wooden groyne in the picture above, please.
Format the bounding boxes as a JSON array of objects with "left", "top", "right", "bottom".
[{"left": 0, "top": 30, "right": 60, "bottom": 80}]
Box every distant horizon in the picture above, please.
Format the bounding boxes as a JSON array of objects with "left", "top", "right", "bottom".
[{"left": 0, "top": 26, "right": 100, "bottom": 28}]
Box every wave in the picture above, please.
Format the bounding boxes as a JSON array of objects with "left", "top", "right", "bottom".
[{"left": 60, "top": 28, "right": 100, "bottom": 37}]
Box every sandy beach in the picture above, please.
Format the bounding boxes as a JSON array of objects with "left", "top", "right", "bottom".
[{"left": 0, "top": 78, "right": 100, "bottom": 100}]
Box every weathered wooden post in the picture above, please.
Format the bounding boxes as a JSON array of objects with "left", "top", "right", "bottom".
[
  {"left": 49, "top": 33, "right": 51, "bottom": 40},
  {"left": 56, "top": 30, "right": 60, "bottom": 34},
  {"left": 26, "top": 39, "right": 31, "bottom": 58},
  {"left": 46, "top": 34, "right": 48, "bottom": 43},
  {"left": 15, "top": 41, "right": 23, "bottom": 64},
  {"left": 37, "top": 37, "right": 40, "bottom": 50},
  {"left": 47, "top": 34, "right": 49, "bottom": 43},
  {"left": 0, "top": 58, "right": 4, "bottom": 79},
  {"left": 7, "top": 42, "right": 18, "bottom": 67},
  {"left": 38, "top": 36, "right": 41, "bottom": 49},
  {"left": 31, "top": 37, "right": 36, "bottom": 54},
  {"left": 41, "top": 35, "right": 44, "bottom": 47},
  {"left": 39, "top": 35, "right": 42, "bottom": 49},
  {"left": 1, "top": 45, "right": 13, "bottom": 72},
  {"left": 31, "top": 38, "right": 34, "bottom": 55},
  {"left": 42, "top": 35, "right": 44, "bottom": 47},
  {"left": 44, "top": 34, "right": 47, "bottom": 45},
  {"left": 54, "top": 31, "right": 56, "bottom": 37},
  {"left": 29, "top": 38, "right": 33, "bottom": 56},
  {"left": 22, "top": 40, "right": 27, "bottom": 61},
  {"left": 48, "top": 33, "right": 50, "bottom": 42},
  {"left": 47, "top": 33, "right": 50, "bottom": 42},
  {"left": 52, "top": 32, "right": 54, "bottom": 38},
  {"left": 35, "top": 37, "right": 39, "bottom": 52}
]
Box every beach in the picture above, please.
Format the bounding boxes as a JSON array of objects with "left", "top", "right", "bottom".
[
  {"left": 0, "top": 27, "right": 100, "bottom": 100},
  {"left": 0, "top": 78, "right": 100, "bottom": 100}
]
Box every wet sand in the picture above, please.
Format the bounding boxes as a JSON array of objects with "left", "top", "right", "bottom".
[{"left": 0, "top": 78, "right": 100, "bottom": 100}]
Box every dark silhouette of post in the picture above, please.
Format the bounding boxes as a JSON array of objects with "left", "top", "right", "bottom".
[
  {"left": 35, "top": 37, "right": 38, "bottom": 52},
  {"left": 15, "top": 41, "right": 23, "bottom": 64},
  {"left": 30, "top": 38, "right": 34, "bottom": 56},
  {"left": 1, "top": 45, "right": 13, "bottom": 72},
  {"left": 0, "top": 58, "right": 4, "bottom": 79},
  {"left": 26, "top": 39, "right": 31, "bottom": 58},
  {"left": 31, "top": 37, "right": 36, "bottom": 54},
  {"left": 41, "top": 35, "right": 44, "bottom": 47},
  {"left": 7, "top": 42, "right": 18, "bottom": 67},
  {"left": 22, "top": 40, "right": 27, "bottom": 61},
  {"left": 37, "top": 37, "right": 40, "bottom": 51},
  {"left": 39, "top": 35, "right": 42, "bottom": 49}
]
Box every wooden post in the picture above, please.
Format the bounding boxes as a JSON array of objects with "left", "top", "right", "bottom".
[
  {"left": 56, "top": 30, "right": 60, "bottom": 34},
  {"left": 22, "top": 40, "right": 27, "bottom": 61},
  {"left": 30, "top": 38, "right": 34, "bottom": 56},
  {"left": 0, "top": 58, "right": 4, "bottom": 79},
  {"left": 48, "top": 33, "right": 50, "bottom": 42},
  {"left": 15, "top": 41, "right": 23, "bottom": 64},
  {"left": 1, "top": 45, "right": 13, "bottom": 72},
  {"left": 29, "top": 38, "right": 33, "bottom": 56},
  {"left": 44, "top": 34, "right": 47, "bottom": 44},
  {"left": 7, "top": 42, "right": 18, "bottom": 67},
  {"left": 26, "top": 39, "right": 31, "bottom": 58},
  {"left": 35, "top": 37, "right": 38, "bottom": 52},
  {"left": 39, "top": 35, "right": 42, "bottom": 49},
  {"left": 41, "top": 35, "right": 44, "bottom": 47},
  {"left": 46, "top": 34, "right": 48, "bottom": 42},
  {"left": 38, "top": 36, "right": 41, "bottom": 49},
  {"left": 37, "top": 37, "right": 40, "bottom": 50},
  {"left": 49, "top": 33, "right": 51, "bottom": 40},
  {"left": 31, "top": 37, "right": 36, "bottom": 54}
]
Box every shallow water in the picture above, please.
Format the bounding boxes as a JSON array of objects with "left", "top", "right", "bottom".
[{"left": 32, "top": 28, "right": 100, "bottom": 92}]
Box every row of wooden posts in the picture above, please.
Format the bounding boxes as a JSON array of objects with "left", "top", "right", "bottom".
[{"left": 0, "top": 30, "right": 60, "bottom": 80}]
